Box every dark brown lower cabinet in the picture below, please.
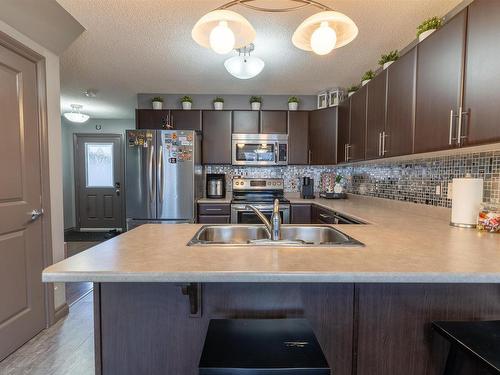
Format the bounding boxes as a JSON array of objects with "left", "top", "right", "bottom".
[
  {"left": 197, "top": 203, "right": 230, "bottom": 223},
  {"left": 94, "top": 283, "right": 500, "bottom": 375},
  {"left": 290, "top": 204, "right": 311, "bottom": 224}
]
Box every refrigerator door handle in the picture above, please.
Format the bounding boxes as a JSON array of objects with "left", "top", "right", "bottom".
[
  {"left": 148, "top": 145, "right": 155, "bottom": 202},
  {"left": 158, "top": 145, "right": 164, "bottom": 203}
]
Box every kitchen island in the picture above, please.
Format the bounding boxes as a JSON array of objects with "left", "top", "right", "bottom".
[{"left": 43, "top": 195, "right": 500, "bottom": 375}]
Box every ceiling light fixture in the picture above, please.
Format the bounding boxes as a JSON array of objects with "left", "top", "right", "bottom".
[
  {"left": 192, "top": 0, "right": 357, "bottom": 56},
  {"left": 224, "top": 43, "right": 264, "bottom": 79},
  {"left": 63, "top": 104, "right": 90, "bottom": 123}
]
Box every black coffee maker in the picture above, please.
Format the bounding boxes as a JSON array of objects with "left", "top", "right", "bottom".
[{"left": 301, "top": 177, "right": 315, "bottom": 199}]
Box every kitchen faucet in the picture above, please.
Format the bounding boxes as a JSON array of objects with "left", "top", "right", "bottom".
[{"left": 245, "top": 198, "right": 281, "bottom": 240}]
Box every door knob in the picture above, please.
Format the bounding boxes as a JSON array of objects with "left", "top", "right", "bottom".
[{"left": 30, "top": 208, "right": 44, "bottom": 221}]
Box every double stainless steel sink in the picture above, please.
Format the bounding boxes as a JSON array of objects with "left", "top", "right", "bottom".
[{"left": 187, "top": 225, "right": 364, "bottom": 247}]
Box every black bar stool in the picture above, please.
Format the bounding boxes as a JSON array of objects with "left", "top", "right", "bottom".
[
  {"left": 432, "top": 320, "right": 500, "bottom": 374},
  {"left": 199, "top": 319, "right": 330, "bottom": 374}
]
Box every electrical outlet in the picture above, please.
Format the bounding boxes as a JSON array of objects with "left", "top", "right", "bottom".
[{"left": 435, "top": 185, "right": 441, "bottom": 195}]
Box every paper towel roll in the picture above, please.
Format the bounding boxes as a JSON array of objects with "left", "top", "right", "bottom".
[{"left": 451, "top": 177, "right": 484, "bottom": 227}]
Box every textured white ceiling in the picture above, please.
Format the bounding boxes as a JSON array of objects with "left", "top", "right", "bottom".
[{"left": 57, "top": 0, "right": 462, "bottom": 119}]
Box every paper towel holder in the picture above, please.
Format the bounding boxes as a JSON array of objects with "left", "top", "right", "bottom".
[{"left": 450, "top": 175, "right": 483, "bottom": 229}]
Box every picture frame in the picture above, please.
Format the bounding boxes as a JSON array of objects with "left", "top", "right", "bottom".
[
  {"left": 328, "top": 88, "right": 343, "bottom": 107},
  {"left": 317, "top": 92, "right": 328, "bottom": 109}
]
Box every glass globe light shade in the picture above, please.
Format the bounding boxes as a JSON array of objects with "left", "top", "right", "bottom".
[
  {"left": 209, "top": 21, "right": 236, "bottom": 54},
  {"left": 310, "top": 21, "right": 337, "bottom": 55},
  {"left": 224, "top": 55, "right": 265, "bottom": 79}
]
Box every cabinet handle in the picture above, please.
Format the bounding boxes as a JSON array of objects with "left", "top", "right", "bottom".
[
  {"left": 457, "top": 107, "right": 468, "bottom": 146},
  {"left": 206, "top": 208, "right": 222, "bottom": 211},
  {"left": 381, "top": 131, "right": 387, "bottom": 156},
  {"left": 378, "top": 133, "right": 382, "bottom": 156},
  {"left": 346, "top": 144, "right": 351, "bottom": 161},
  {"left": 449, "top": 109, "right": 455, "bottom": 145},
  {"left": 308, "top": 150, "right": 312, "bottom": 164}
]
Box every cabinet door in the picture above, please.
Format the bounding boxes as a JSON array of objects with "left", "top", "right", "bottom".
[
  {"left": 462, "top": 0, "right": 500, "bottom": 146},
  {"left": 202, "top": 111, "right": 232, "bottom": 164},
  {"left": 136, "top": 109, "right": 170, "bottom": 129},
  {"left": 309, "top": 108, "right": 337, "bottom": 165},
  {"left": 349, "top": 85, "right": 367, "bottom": 161},
  {"left": 337, "top": 99, "right": 350, "bottom": 164},
  {"left": 260, "top": 111, "right": 287, "bottom": 133},
  {"left": 291, "top": 204, "right": 311, "bottom": 224},
  {"left": 170, "top": 110, "right": 202, "bottom": 131},
  {"left": 414, "top": 10, "right": 466, "bottom": 153},
  {"left": 288, "top": 111, "right": 309, "bottom": 165},
  {"left": 386, "top": 48, "right": 416, "bottom": 157},
  {"left": 366, "top": 70, "right": 387, "bottom": 160},
  {"left": 232, "top": 110, "right": 259, "bottom": 134}
]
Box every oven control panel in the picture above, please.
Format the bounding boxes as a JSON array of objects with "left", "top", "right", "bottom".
[{"left": 232, "top": 178, "right": 284, "bottom": 190}]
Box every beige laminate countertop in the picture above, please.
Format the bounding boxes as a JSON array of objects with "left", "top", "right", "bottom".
[{"left": 43, "top": 195, "right": 500, "bottom": 283}]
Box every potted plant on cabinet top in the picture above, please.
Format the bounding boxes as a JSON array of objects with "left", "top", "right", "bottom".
[
  {"left": 361, "top": 70, "right": 375, "bottom": 86},
  {"left": 347, "top": 85, "right": 358, "bottom": 97},
  {"left": 213, "top": 97, "right": 224, "bottom": 110},
  {"left": 379, "top": 50, "right": 399, "bottom": 70},
  {"left": 250, "top": 96, "right": 262, "bottom": 110},
  {"left": 417, "top": 16, "right": 443, "bottom": 42},
  {"left": 180, "top": 96, "right": 192, "bottom": 110},
  {"left": 288, "top": 96, "right": 299, "bottom": 111},
  {"left": 152, "top": 97, "right": 163, "bottom": 110}
]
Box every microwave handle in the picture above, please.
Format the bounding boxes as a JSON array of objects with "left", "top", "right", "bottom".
[{"left": 275, "top": 142, "right": 278, "bottom": 163}]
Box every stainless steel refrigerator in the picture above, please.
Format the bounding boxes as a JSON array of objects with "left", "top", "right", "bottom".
[{"left": 125, "top": 129, "right": 203, "bottom": 230}]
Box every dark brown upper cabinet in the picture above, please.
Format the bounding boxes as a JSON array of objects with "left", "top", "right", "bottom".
[
  {"left": 136, "top": 109, "right": 170, "bottom": 129},
  {"left": 202, "top": 110, "right": 232, "bottom": 165},
  {"left": 414, "top": 10, "right": 466, "bottom": 153},
  {"left": 386, "top": 47, "right": 417, "bottom": 157},
  {"left": 260, "top": 111, "right": 287, "bottom": 134},
  {"left": 366, "top": 70, "right": 387, "bottom": 160},
  {"left": 349, "top": 84, "right": 367, "bottom": 162},
  {"left": 170, "top": 110, "right": 202, "bottom": 131},
  {"left": 136, "top": 109, "right": 201, "bottom": 131},
  {"left": 308, "top": 107, "right": 337, "bottom": 165},
  {"left": 232, "top": 110, "right": 260, "bottom": 134},
  {"left": 337, "top": 98, "right": 350, "bottom": 164},
  {"left": 462, "top": 0, "right": 500, "bottom": 146},
  {"left": 287, "top": 111, "right": 309, "bottom": 165}
]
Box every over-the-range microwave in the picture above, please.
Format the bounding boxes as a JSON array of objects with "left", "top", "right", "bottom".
[{"left": 231, "top": 133, "right": 288, "bottom": 166}]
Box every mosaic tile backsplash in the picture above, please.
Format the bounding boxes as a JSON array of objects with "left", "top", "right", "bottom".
[{"left": 205, "top": 150, "right": 500, "bottom": 208}]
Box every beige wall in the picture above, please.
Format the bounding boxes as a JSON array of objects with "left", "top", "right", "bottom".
[{"left": 0, "top": 20, "right": 66, "bottom": 309}]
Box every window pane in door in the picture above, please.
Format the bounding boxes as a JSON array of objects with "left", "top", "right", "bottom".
[{"left": 85, "top": 143, "right": 114, "bottom": 187}]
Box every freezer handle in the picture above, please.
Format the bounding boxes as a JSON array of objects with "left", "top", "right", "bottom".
[
  {"left": 148, "top": 145, "right": 155, "bottom": 202},
  {"left": 158, "top": 145, "right": 164, "bottom": 203}
]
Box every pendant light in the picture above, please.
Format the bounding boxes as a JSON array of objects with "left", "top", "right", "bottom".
[
  {"left": 63, "top": 104, "right": 90, "bottom": 123},
  {"left": 224, "top": 44, "right": 265, "bottom": 79},
  {"left": 192, "top": 1, "right": 358, "bottom": 56},
  {"left": 292, "top": 11, "right": 358, "bottom": 55},
  {"left": 192, "top": 9, "right": 256, "bottom": 54}
]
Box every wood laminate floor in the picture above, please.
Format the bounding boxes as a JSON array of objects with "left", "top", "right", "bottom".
[
  {"left": 0, "top": 292, "right": 94, "bottom": 375},
  {"left": 66, "top": 242, "right": 98, "bottom": 306}
]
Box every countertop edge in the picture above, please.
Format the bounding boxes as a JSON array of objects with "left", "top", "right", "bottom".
[{"left": 42, "top": 272, "right": 500, "bottom": 284}]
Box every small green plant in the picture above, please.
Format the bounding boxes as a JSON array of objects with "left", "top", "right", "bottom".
[
  {"left": 213, "top": 97, "right": 224, "bottom": 103},
  {"left": 152, "top": 97, "right": 163, "bottom": 102},
  {"left": 288, "top": 96, "right": 300, "bottom": 104},
  {"left": 347, "top": 85, "right": 359, "bottom": 93},
  {"left": 180, "top": 96, "right": 192, "bottom": 103},
  {"left": 378, "top": 50, "right": 399, "bottom": 66},
  {"left": 417, "top": 16, "right": 443, "bottom": 37},
  {"left": 361, "top": 70, "right": 375, "bottom": 81},
  {"left": 250, "top": 96, "right": 262, "bottom": 103}
]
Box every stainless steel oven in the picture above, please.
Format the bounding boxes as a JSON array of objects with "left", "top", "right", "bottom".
[
  {"left": 230, "top": 203, "right": 290, "bottom": 224},
  {"left": 232, "top": 134, "right": 288, "bottom": 166}
]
